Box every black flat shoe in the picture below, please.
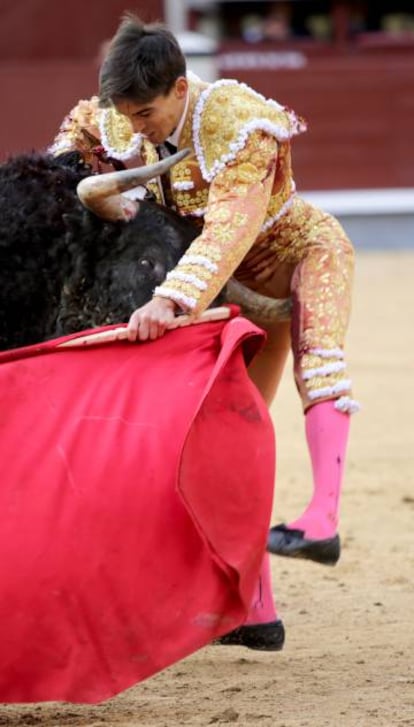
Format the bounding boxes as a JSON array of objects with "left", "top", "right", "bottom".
[
  {"left": 215, "top": 619, "right": 285, "bottom": 651},
  {"left": 267, "top": 524, "right": 340, "bottom": 565}
]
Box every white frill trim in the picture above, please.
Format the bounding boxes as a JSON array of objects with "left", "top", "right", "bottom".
[
  {"left": 166, "top": 270, "right": 208, "bottom": 290},
  {"left": 192, "top": 79, "right": 306, "bottom": 182},
  {"left": 309, "top": 347, "right": 345, "bottom": 360},
  {"left": 48, "top": 138, "right": 71, "bottom": 155},
  {"left": 99, "top": 109, "right": 143, "bottom": 161},
  {"left": 172, "top": 180, "right": 195, "bottom": 191},
  {"left": 154, "top": 286, "right": 197, "bottom": 310},
  {"left": 303, "top": 361, "right": 347, "bottom": 381},
  {"left": 261, "top": 184, "right": 296, "bottom": 231},
  {"left": 180, "top": 254, "right": 218, "bottom": 273},
  {"left": 334, "top": 396, "right": 361, "bottom": 414},
  {"left": 308, "top": 379, "right": 352, "bottom": 401},
  {"left": 182, "top": 207, "right": 208, "bottom": 218}
]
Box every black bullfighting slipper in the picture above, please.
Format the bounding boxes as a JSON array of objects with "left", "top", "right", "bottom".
[
  {"left": 214, "top": 619, "right": 285, "bottom": 651},
  {"left": 267, "top": 524, "right": 340, "bottom": 565}
]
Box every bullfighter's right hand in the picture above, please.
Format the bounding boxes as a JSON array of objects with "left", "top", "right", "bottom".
[{"left": 127, "top": 296, "right": 178, "bottom": 342}]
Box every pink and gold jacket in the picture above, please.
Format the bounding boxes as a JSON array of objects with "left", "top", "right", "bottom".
[{"left": 50, "top": 76, "right": 357, "bottom": 413}]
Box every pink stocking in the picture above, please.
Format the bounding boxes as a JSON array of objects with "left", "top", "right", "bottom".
[
  {"left": 244, "top": 553, "right": 278, "bottom": 625},
  {"left": 288, "top": 400, "right": 350, "bottom": 540}
]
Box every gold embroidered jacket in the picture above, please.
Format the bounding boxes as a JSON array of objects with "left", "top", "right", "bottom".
[
  {"left": 50, "top": 77, "right": 356, "bottom": 412},
  {"left": 50, "top": 77, "right": 307, "bottom": 313}
]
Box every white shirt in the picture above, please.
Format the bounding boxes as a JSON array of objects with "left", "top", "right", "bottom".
[{"left": 167, "top": 86, "right": 190, "bottom": 148}]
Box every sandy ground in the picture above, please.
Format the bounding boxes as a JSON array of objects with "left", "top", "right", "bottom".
[{"left": 1, "top": 250, "right": 414, "bottom": 727}]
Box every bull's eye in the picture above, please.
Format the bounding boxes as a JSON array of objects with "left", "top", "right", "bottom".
[{"left": 138, "top": 258, "right": 153, "bottom": 270}]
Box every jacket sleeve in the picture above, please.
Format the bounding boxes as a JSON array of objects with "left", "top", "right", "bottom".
[
  {"left": 154, "top": 131, "right": 278, "bottom": 315},
  {"left": 48, "top": 97, "right": 102, "bottom": 158}
]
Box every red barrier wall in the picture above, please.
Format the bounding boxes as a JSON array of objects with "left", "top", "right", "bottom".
[
  {"left": 218, "top": 48, "right": 414, "bottom": 190},
  {"left": 0, "top": 0, "right": 164, "bottom": 159},
  {"left": 0, "top": 2, "right": 413, "bottom": 190},
  {"left": 0, "top": 1, "right": 163, "bottom": 59}
]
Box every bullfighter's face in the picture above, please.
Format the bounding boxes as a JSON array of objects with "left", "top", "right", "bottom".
[{"left": 115, "top": 77, "right": 188, "bottom": 146}]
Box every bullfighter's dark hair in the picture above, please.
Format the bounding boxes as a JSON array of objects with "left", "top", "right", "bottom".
[{"left": 99, "top": 13, "right": 186, "bottom": 106}]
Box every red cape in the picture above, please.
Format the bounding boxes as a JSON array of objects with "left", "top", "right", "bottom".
[{"left": 0, "top": 312, "right": 275, "bottom": 703}]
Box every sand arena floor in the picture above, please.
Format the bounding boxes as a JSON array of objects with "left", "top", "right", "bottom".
[{"left": 1, "top": 250, "right": 413, "bottom": 726}]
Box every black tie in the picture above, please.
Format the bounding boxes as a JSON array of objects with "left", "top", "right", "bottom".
[
  {"left": 156, "top": 144, "right": 177, "bottom": 206},
  {"left": 158, "top": 141, "right": 177, "bottom": 158}
]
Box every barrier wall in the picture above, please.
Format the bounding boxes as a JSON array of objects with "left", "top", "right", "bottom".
[
  {"left": 0, "top": 2, "right": 413, "bottom": 190},
  {"left": 218, "top": 46, "right": 414, "bottom": 190}
]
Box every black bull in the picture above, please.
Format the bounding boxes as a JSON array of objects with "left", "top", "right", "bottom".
[
  {"left": 0, "top": 150, "right": 291, "bottom": 351},
  {"left": 0, "top": 151, "right": 204, "bottom": 351}
]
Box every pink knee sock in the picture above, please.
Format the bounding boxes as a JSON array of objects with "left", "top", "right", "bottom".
[
  {"left": 244, "top": 553, "right": 278, "bottom": 625},
  {"left": 288, "top": 400, "right": 350, "bottom": 540}
]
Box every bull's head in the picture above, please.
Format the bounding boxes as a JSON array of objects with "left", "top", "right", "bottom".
[
  {"left": 76, "top": 150, "right": 292, "bottom": 327},
  {"left": 76, "top": 149, "right": 191, "bottom": 221}
]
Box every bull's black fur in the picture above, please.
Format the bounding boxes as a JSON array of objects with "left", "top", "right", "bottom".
[{"left": 0, "top": 151, "right": 199, "bottom": 350}]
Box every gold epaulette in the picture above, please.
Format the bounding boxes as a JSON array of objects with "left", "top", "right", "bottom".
[
  {"left": 50, "top": 97, "right": 144, "bottom": 162},
  {"left": 98, "top": 105, "right": 143, "bottom": 161},
  {"left": 193, "top": 79, "right": 307, "bottom": 182}
]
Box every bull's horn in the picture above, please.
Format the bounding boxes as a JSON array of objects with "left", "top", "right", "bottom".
[
  {"left": 76, "top": 147, "right": 191, "bottom": 221},
  {"left": 225, "top": 278, "right": 292, "bottom": 324}
]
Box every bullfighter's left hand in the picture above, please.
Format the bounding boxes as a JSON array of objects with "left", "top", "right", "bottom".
[{"left": 127, "top": 296, "right": 179, "bottom": 342}]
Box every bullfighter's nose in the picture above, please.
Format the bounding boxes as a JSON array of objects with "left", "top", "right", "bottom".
[{"left": 130, "top": 118, "right": 146, "bottom": 134}]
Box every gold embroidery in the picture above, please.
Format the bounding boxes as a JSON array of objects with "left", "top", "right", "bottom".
[
  {"left": 208, "top": 207, "right": 232, "bottom": 223},
  {"left": 211, "top": 224, "right": 235, "bottom": 244},
  {"left": 156, "top": 134, "right": 275, "bottom": 313},
  {"left": 234, "top": 212, "right": 249, "bottom": 227},
  {"left": 173, "top": 189, "right": 209, "bottom": 215},
  {"left": 50, "top": 97, "right": 101, "bottom": 154},
  {"left": 54, "top": 82, "right": 354, "bottom": 409},
  {"left": 199, "top": 83, "right": 298, "bottom": 176},
  {"left": 100, "top": 106, "right": 137, "bottom": 155},
  {"left": 141, "top": 139, "right": 159, "bottom": 165}
]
